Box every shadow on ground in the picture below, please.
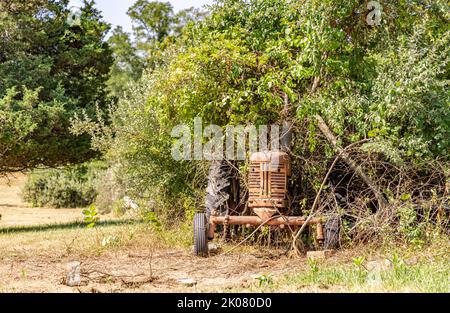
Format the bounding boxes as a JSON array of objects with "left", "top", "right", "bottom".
[{"left": 0, "top": 219, "right": 142, "bottom": 234}]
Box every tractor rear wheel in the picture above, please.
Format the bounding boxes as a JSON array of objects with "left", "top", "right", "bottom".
[
  {"left": 194, "top": 213, "right": 209, "bottom": 257},
  {"left": 324, "top": 216, "right": 341, "bottom": 249}
]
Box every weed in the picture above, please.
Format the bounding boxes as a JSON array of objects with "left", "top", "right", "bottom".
[
  {"left": 82, "top": 205, "right": 99, "bottom": 228},
  {"left": 307, "top": 258, "right": 319, "bottom": 274},
  {"left": 352, "top": 256, "right": 366, "bottom": 268},
  {"left": 256, "top": 275, "right": 273, "bottom": 288}
]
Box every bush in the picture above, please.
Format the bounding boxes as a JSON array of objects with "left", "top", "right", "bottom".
[
  {"left": 93, "top": 164, "right": 126, "bottom": 214},
  {"left": 22, "top": 162, "right": 106, "bottom": 208},
  {"left": 72, "top": 0, "right": 449, "bottom": 242}
]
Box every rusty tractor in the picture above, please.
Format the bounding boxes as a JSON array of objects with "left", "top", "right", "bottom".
[{"left": 194, "top": 150, "right": 339, "bottom": 257}]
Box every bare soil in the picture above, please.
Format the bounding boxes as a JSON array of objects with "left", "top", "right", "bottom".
[
  {"left": 0, "top": 246, "right": 321, "bottom": 293},
  {"left": 0, "top": 174, "right": 446, "bottom": 293},
  {"left": 0, "top": 174, "right": 314, "bottom": 293}
]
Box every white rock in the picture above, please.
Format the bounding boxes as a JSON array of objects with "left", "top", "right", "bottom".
[
  {"left": 177, "top": 278, "right": 197, "bottom": 287},
  {"left": 366, "top": 259, "right": 392, "bottom": 286},
  {"left": 66, "top": 261, "right": 81, "bottom": 287},
  {"left": 208, "top": 243, "right": 220, "bottom": 253},
  {"left": 123, "top": 196, "right": 139, "bottom": 210}
]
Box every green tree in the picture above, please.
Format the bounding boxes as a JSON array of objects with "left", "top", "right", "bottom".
[
  {"left": 0, "top": 0, "right": 113, "bottom": 174},
  {"left": 172, "top": 7, "right": 207, "bottom": 36},
  {"left": 128, "top": 0, "right": 173, "bottom": 43},
  {"left": 106, "top": 1, "right": 207, "bottom": 97},
  {"left": 77, "top": 0, "right": 449, "bottom": 226},
  {"left": 107, "top": 26, "right": 144, "bottom": 97}
]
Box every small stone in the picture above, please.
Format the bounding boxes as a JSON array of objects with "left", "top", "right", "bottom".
[
  {"left": 191, "top": 243, "right": 220, "bottom": 254},
  {"left": 208, "top": 243, "right": 220, "bottom": 253},
  {"left": 66, "top": 261, "right": 81, "bottom": 287},
  {"left": 306, "top": 250, "right": 334, "bottom": 260},
  {"left": 366, "top": 259, "right": 392, "bottom": 272},
  {"left": 177, "top": 278, "right": 197, "bottom": 287},
  {"left": 366, "top": 259, "right": 392, "bottom": 286}
]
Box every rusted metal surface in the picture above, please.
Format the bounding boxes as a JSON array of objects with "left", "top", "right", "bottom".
[
  {"left": 253, "top": 208, "right": 277, "bottom": 220},
  {"left": 248, "top": 151, "right": 291, "bottom": 213},
  {"left": 316, "top": 222, "right": 324, "bottom": 244},
  {"left": 207, "top": 222, "right": 216, "bottom": 240},
  {"left": 210, "top": 215, "right": 322, "bottom": 226}
]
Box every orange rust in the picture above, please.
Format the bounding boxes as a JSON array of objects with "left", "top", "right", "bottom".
[
  {"left": 316, "top": 222, "right": 324, "bottom": 243},
  {"left": 248, "top": 151, "right": 291, "bottom": 212},
  {"left": 210, "top": 215, "right": 322, "bottom": 226}
]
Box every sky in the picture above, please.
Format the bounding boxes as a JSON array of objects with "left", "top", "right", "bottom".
[{"left": 69, "top": 0, "right": 215, "bottom": 34}]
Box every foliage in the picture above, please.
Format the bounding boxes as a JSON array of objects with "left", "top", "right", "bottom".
[
  {"left": 83, "top": 204, "right": 99, "bottom": 228},
  {"left": 352, "top": 256, "right": 366, "bottom": 268},
  {"left": 256, "top": 274, "right": 273, "bottom": 288},
  {"left": 75, "top": 0, "right": 449, "bottom": 241},
  {"left": 22, "top": 162, "right": 105, "bottom": 208},
  {"left": 307, "top": 258, "right": 320, "bottom": 274},
  {"left": 0, "top": 0, "right": 113, "bottom": 174},
  {"left": 106, "top": 1, "right": 207, "bottom": 97},
  {"left": 106, "top": 26, "right": 145, "bottom": 97}
]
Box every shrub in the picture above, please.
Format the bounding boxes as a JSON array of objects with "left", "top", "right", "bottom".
[
  {"left": 72, "top": 0, "right": 449, "bottom": 242},
  {"left": 93, "top": 164, "right": 125, "bottom": 214},
  {"left": 22, "top": 162, "right": 106, "bottom": 208}
]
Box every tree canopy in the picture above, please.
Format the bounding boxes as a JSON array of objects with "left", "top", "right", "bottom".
[
  {"left": 78, "top": 0, "right": 448, "bottom": 218},
  {"left": 106, "top": 1, "right": 206, "bottom": 97},
  {"left": 0, "top": 0, "right": 207, "bottom": 173},
  {"left": 0, "top": 0, "right": 113, "bottom": 173}
]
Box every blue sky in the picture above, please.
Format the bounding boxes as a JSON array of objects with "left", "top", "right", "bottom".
[{"left": 69, "top": 0, "right": 214, "bottom": 34}]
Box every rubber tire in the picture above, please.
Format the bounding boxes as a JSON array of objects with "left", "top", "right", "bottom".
[
  {"left": 324, "top": 216, "right": 341, "bottom": 249},
  {"left": 194, "top": 213, "right": 209, "bottom": 257}
]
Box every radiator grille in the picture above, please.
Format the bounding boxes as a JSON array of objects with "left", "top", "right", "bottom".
[{"left": 248, "top": 152, "right": 290, "bottom": 209}]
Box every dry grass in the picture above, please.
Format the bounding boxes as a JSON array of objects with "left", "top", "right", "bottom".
[
  {"left": 0, "top": 174, "right": 85, "bottom": 227},
  {"left": 0, "top": 220, "right": 448, "bottom": 293},
  {"left": 0, "top": 221, "right": 296, "bottom": 293},
  {"left": 0, "top": 173, "right": 448, "bottom": 293}
]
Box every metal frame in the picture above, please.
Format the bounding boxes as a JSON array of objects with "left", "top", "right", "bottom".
[
  {"left": 207, "top": 214, "right": 325, "bottom": 245},
  {"left": 200, "top": 151, "right": 327, "bottom": 250}
]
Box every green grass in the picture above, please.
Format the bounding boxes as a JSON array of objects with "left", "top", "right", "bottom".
[
  {"left": 246, "top": 243, "right": 450, "bottom": 293},
  {"left": 0, "top": 219, "right": 140, "bottom": 234},
  {"left": 1, "top": 216, "right": 447, "bottom": 293},
  {"left": 279, "top": 260, "right": 448, "bottom": 292},
  {"left": 0, "top": 217, "right": 194, "bottom": 261}
]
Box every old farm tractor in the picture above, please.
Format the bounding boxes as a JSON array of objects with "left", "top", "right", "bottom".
[{"left": 194, "top": 149, "right": 339, "bottom": 257}]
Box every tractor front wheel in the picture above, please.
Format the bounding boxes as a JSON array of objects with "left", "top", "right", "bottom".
[{"left": 194, "top": 213, "right": 209, "bottom": 257}]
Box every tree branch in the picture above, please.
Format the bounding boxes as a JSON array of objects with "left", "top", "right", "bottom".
[{"left": 315, "top": 115, "right": 387, "bottom": 210}]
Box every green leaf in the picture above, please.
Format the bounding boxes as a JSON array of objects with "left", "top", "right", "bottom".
[
  {"left": 368, "top": 129, "right": 379, "bottom": 138},
  {"left": 400, "top": 194, "right": 411, "bottom": 201}
]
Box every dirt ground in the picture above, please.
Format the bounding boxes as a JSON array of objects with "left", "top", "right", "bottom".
[
  {"left": 0, "top": 174, "right": 447, "bottom": 293},
  {"left": 0, "top": 174, "right": 313, "bottom": 293},
  {"left": 0, "top": 244, "right": 321, "bottom": 293},
  {"left": 0, "top": 174, "right": 84, "bottom": 227}
]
